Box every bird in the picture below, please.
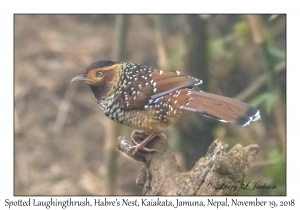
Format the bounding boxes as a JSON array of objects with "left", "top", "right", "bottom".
[{"left": 72, "top": 60, "right": 260, "bottom": 154}]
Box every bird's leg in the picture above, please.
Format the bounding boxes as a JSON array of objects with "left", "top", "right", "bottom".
[
  {"left": 131, "top": 133, "right": 157, "bottom": 155},
  {"left": 131, "top": 130, "right": 153, "bottom": 145},
  {"left": 130, "top": 130, "right": 159, "bottom": 155}
]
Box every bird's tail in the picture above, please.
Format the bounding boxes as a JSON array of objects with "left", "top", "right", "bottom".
[{"left": 173, "top": 89, "right": 260, "bottom": 126}]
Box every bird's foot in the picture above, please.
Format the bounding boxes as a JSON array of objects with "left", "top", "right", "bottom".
[
  {"left": 130, "top": 131, "right": 159, "bottom": 155},
  {"left": 129, "top": 144, "right": 158, "bottom": 155}
]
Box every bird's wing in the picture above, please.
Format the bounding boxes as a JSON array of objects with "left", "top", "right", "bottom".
[{"left": 117, "top": 70, "right": 201, "bottom": 110}]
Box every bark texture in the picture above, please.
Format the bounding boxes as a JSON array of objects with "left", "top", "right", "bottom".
[{"left": 117, "top": 131, "right": 259, "bottom": 195}]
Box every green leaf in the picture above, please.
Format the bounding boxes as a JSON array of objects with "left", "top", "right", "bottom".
[
  {"left": 250, "top": 93, "right": 277, "bottom": 115},
  {"left": 267, "top": 45, "right": 286, "bottom": 61}
]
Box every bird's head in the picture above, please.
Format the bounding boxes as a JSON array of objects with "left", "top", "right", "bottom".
[{"left": 71, "top": 60, "right": 122, "bottom": 99}]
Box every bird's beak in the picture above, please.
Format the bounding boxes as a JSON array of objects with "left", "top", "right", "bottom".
[{"left": 71, "top": 74, "right": 85, "bottom": 82}]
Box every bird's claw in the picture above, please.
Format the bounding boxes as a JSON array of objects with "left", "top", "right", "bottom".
[
  {"left": 130, "top": 130, "right": 162, "bottom": 155},
  {"left": 130, "top": 142, "right": 158, "bottom": 155}
]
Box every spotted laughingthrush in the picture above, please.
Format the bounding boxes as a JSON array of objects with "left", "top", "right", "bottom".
[{"left": 72, "top": 60, "right": 260, "bottom": 154}]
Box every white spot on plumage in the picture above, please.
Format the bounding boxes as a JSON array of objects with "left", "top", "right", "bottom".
[{"left": 195, "top": 79, "right": 203, "bottom": 85}]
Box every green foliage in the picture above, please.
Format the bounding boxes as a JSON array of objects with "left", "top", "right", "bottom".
[
  {"left": 265, "top": 149, "right": 285, "bottom": 179},
  {"left": 267, "top": 45, "right": 286, "bottom": 61},
  {"left": 167, "top": 43, "right": 187, "bottom": 70},
  {"left": 209, "top": 36, "right": 236, "bottom": 66},
  {"left": 234, "top": 20, "right": 250, "bottom": 38},
  {"left": 250, "top": 92, "right": 278, "bottom": 115},
  {"left": 264, "top": 149, "right": 286, "bottom": 195},
  {"left": 238, "top": 148, "right": 285, "bottom": 196},
  {"left": 233, "top": 20, "right": 251, "bottom": 46}
]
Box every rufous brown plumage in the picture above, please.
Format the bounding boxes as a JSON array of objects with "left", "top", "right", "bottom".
[{"left": 72, "top": 60, "right": 260, "bottom": 154}]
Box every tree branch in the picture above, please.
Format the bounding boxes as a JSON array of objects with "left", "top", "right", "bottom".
[{"left": 117, "top": 131, "right": 259, "bottom": 195}]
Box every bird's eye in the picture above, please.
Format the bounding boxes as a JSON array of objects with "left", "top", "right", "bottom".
[{"left": 96, "top": 71, "right": 103, "bottom": 77}]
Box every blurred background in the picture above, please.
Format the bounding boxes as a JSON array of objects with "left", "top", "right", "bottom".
[{"left": 14, "top": 14, "right": 286, "bottom": 195}]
